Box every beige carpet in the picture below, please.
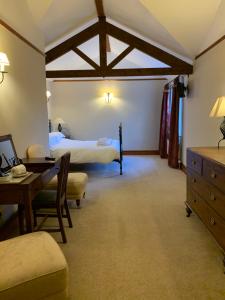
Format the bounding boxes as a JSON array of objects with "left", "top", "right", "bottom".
[{"left": 54, "top": 156, "right": 225, "bottom": 300}]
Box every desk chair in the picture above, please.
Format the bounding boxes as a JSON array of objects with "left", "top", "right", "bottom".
[
  {"left": 27, "top": 144, "right": 88, "bottom": 208},
  {"left": 32, "top": 152, "right": 72, "bottom": 243}
]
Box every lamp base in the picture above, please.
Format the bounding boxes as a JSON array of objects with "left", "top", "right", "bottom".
[{"left": 218, "top": 117, "right": 225, "bottom": 149}]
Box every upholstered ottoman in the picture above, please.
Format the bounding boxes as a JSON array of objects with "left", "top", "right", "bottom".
[
  {"left": 46, "top": 172, "right": 88, "bottom": 208},
  {"left": 0, "top": 232, "right": 69, "bottom": 300}
]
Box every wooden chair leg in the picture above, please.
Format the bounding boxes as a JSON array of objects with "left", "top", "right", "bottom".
[
  {"left": 64, "top": 200, "right": 73, "bottom": 228},
  {"left": 57, "top": 207, "right": 67, "bottom": 243},
  {"left": 18, "top": 204, "right": 25, "bottom": 234}
]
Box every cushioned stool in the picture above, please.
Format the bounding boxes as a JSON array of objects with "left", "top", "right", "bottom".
[
  {"left": 0, "top": 232, "right": 69, "bottom": 300},
  {"left": 46, "top": 172, "right": 88, "bottom": 208}
]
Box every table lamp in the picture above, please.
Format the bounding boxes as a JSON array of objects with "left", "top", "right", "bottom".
[{"left": 209, "top": 96, "right": 225, "bottom": 148}]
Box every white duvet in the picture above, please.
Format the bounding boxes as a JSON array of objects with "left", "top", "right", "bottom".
[{"left": 50, "top": 138, "right": 120, "bottom": 163}]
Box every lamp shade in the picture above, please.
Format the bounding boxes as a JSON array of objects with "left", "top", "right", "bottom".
[
  {"left": 0, "top": 52, "right": 10, "bottom": 66},
  {"left": 209, "top": 96, "right": 225, "bottom": 117}
]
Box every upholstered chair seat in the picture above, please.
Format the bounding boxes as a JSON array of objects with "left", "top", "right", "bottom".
[
  {"left": 0, "top": 232, "right": 69, "bottom": 300},
  {"left": 46, "top": 172, "right": 88, "bottom": 207}
]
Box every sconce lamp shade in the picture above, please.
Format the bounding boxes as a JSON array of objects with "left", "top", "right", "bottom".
[
  {"left": 46, "top": 90, "right": 51, "bottom": 100},
  {"left": 104, "top": 92, "right": 113, "bottom": 103},
  {"left": 0, "top": 52, "right": 10, "bottom": 72},
  {"left": 209, "top": 96, "right": 225, "bottom": 117}
]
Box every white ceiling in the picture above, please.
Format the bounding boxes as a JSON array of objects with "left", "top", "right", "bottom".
[{"left": 26, "top": 0, "right": 225, "bottom": 77}]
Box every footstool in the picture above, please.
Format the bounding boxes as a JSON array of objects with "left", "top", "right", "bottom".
[
  {"left": 46, "top": 172, "right": 88, "bottom": 208},
  {"left": 0, "top": 232, "right": 69, "bottom": 300}
]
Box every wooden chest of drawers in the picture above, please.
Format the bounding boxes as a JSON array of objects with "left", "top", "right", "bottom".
[{"left": 186, "top": 147, "right": 225, "bottom": 253}]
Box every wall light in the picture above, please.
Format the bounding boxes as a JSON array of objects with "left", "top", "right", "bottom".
[
  {"left": 46, "top": 90, "right": 52, "bottom": 102},
  {"left": 104, "top": 92, "right": 113, "bottom": 104},
  {"left": 0, "top": 52, "right": 10, "bottom": 84}
]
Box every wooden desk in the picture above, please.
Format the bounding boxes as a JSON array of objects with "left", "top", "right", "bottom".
[{"left": 0, "top": 158, "right": 60, "bottom": 233}]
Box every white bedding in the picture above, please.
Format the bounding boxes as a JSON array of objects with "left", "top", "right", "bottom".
[{"left": 50, "top": 138, "right": 120, "bottom": 163}]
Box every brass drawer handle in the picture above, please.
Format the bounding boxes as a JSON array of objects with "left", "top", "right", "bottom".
[
  {"left": 210, "top": 217, "right": 216, "bottom": 226},
  {"left": 211, "top": 172, "right": 216, "bottom": 179},
  {"left": 193, "top": 198, "right": 197, "bottom": 203},
  {"left": 210, "top": 192, "right": 216, "bottom": 201},
  {"left": 191, "top": 178, "right": 196, "bottom": 183},
  {"left": 192, "top": 160, "right": 196, "bottom": 166}
]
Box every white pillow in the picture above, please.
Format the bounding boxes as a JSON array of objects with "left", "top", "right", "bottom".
[{"left": 49, "top": 132, "right": 65, "bottom": 147}]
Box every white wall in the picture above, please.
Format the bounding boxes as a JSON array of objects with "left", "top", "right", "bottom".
[
  {"left": 49, "top": 80, "right": 165, "bottom": 150},
  {"left": 183, "top": 40, "right": 225, "bottom": 164},
  {"left": 0, "top": 8, "right": 48, "bottom": 223}
]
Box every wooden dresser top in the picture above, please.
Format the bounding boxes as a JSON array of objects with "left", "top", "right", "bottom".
[{"left": 188, "top": 147, "right": 225, "bottom": 165}]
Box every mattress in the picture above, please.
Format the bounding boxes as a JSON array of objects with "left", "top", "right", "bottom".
[{"left": 50, "top": 138, "right": 120, "bottom": 163}]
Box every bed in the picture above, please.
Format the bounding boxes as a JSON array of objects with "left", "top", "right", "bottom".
[{"left": 48, "top": 123, "right": 123, "bottom": 175}]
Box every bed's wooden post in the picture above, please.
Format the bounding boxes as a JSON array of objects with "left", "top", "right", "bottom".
[{"left": 119, "top": 123, "right": 123, "bottom": 175}]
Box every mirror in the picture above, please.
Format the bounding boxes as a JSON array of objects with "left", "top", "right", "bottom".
[{"left": 0, "top": 135, "right": 19, "bottom": 173}]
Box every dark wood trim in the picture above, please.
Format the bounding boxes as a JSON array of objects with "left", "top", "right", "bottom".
[
  {"left": 53, "top": 78, "right": 167, "bottom": 82},
  {"left": 107, "top": 46, "right": 134, "bottom": 69},
  {"left": 73, "top": 47, "right": 100, "bottom": 69},
  {"left": 106, "top": 22, "right": 193, "bottom": 73},
  {"left": 0, "top": 19, "right": 45, "bottom": 57},
  {"left": 45, "top": 22, "right": 99, "bottom": 64},
  {"left": 99, "top": 19, "right": 107, "bottom": 75},
  {"left": 195, "top": 35, "right": 225, "bottom": 60},
  {"left": 123, "top": 150, "right": 159, "bottom": 155},
  {"left": 46, "top": 67, "right": 186, "bottom": 78},
  {"left": 45, "top": 20, "right": 193, "bottom": 77},
  {"left": 95, "top": 0, "right": 105, "bottom": 17}
]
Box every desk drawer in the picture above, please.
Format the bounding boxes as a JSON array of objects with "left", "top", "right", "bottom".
[
  {"left": 187, "top": 150, "right": 202, "bottom": 175},
  {"left": 203, "top": 159, "right": 225, "bottom": 193},
  {"left": 188, "top": 191, "right": 225, "bottom": 251}
]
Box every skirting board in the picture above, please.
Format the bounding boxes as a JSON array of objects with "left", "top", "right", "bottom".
[{"left": 123, "top": 150, "right": 159, "bottom": 155}]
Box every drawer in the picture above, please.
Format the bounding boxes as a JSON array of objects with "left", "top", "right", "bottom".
[
  {"left": 188, "top": 191, "right": 225, "bottom": 251},
  {"left": 203, "top": 183, "right": 225, "bottom": 219},
  {"left": 187, "top": 170, "right": 205, "bottom": 196},
  {"left": 203, "top": 159, "right": 225, "bottom": 193},
  {"left": 187, "top": 150, "right": 202, "bottom": 175}
]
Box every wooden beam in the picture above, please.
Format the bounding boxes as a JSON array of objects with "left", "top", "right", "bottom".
[
  {"left": 46, "top": 22, "right": 99, "bottom": 64},
  {"left": 46, "top": 67, "right": 185, "bottom": 78},
  {"left": 95, "top": 0, "right": 105, "bottom": 17},
  {"left": 107, "top": 46, "right": 134, "bottom": 69},
  {"left": 105, "top": 22, "right": 193, "bottom": 74},
  {"left": 46, "top": 70, "right": 102, "bottom": 78},
  {"left": 53, "top": 78, "right": 167, "bottom": 82},
  {"left": 73, "top": 47, "right": 100, "bottom": 70},
  {"left": 99, "top": 18, "right": 107, "bottom": 75}
]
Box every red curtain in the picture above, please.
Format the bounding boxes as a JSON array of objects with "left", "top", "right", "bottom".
[
  {"left": 159, "top": 89, "right": 169, "bottom": 158},
  {"left": 168, "top": 85, "right": 179, "bottom": 168},
  {"left": 159, "top": 80, "right": 180, "bottom": 168}
]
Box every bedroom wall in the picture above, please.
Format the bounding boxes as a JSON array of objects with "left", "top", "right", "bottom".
[
  {"left": 49, "top": 80, "right": 165, "bottom": 151},
  {"left": 0, "top": 9, "right": 48, "bottom": 224},
  {"left": 182, "top": 39, "right": 225, "bottom": 164}
]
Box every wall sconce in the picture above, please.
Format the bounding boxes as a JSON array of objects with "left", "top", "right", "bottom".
[
  {"left": 46, "top": 90, "right": 52, "bottom": 102},
  {"left": 0, "top": 52, "right": 10, "bottom": 85},
  {"left": 104, "top": 92, "right": 113, "bottom": 104}
]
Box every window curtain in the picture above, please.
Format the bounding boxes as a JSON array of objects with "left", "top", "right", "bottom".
[
  {"left": 159, "top": 77, "right": 185, "bottom": 168},
  {"left": 159, "top": 88, "right": 169, "bottom": 158}
]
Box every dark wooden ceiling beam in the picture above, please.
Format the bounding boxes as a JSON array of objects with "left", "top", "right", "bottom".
[
  {"left": 99, "top": 18, "right": 107, "bottom": 75},
  {"left": 95, "top": 0, "right": 105, "bottom": 17},
  {"left": 45, "top": 22, "right": 99, "bottom": 64},
  {"left": 107, "top": 46, "right": 134, "bottom": 69},
  {"left": 46, "top": 67, "right": 187, "bottom": 78},
  {"left": 105, "top": 22, "right": 193, "bottom": 74},
  {"left": 73, "top": 47, "right": 100, "bottom": 70}
]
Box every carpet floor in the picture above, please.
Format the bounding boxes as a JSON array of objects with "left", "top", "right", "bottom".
[{"left": 53, "top": 156, "right": 225, "bottom": 300}]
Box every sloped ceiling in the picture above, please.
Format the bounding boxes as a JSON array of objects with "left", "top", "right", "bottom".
[
  {"left": 140, "top": 0, "right": 221, "bottom": 57},
  {"left": 27, "top": 0, "right": 224, "bottom": 59}
]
